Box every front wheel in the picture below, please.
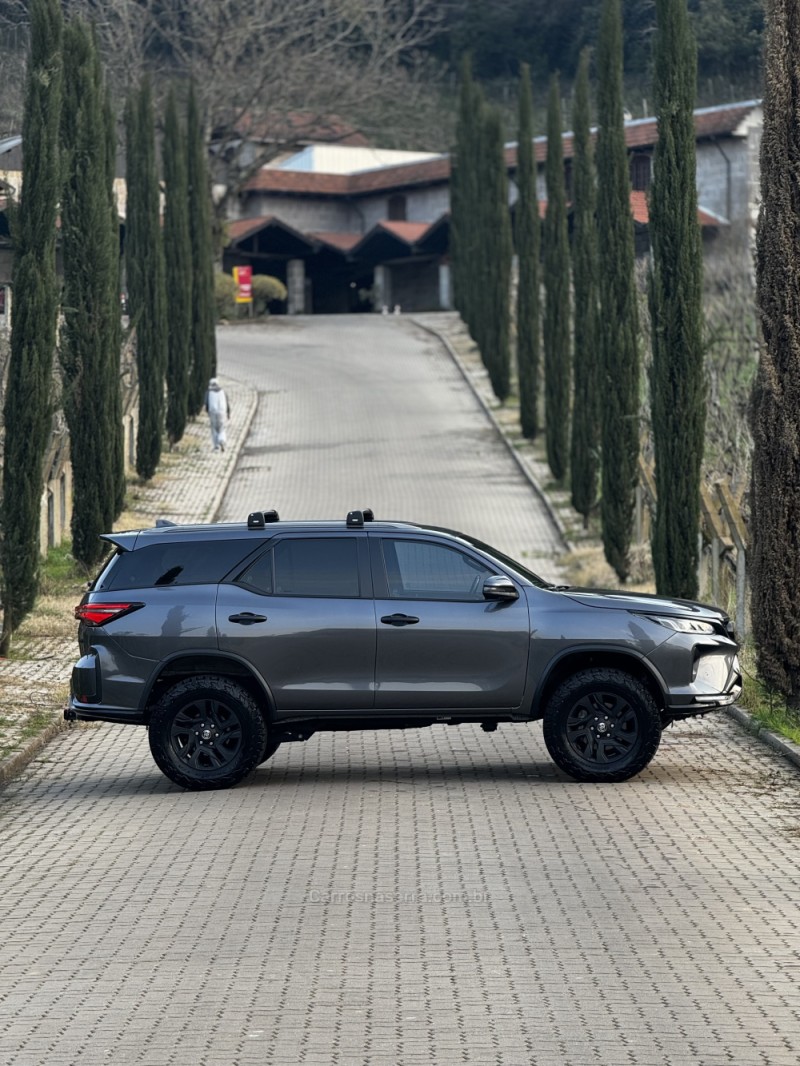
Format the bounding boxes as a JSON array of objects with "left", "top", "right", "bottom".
[
  {"left": 148, "top": 675, "right": 266, "bottom": 790},
  {"left": 542, "top": 668, "right": 662, "bottom": 782}
]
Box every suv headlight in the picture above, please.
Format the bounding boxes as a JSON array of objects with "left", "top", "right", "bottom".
[{"left": 650, "top": 615, "right": 716, "bottom": 634}]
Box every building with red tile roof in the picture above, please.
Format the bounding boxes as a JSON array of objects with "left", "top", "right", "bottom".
[{"left": 222, "top": 100, "right": 761, "bottom": 315}]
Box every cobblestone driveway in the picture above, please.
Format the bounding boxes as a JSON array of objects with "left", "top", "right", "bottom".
[
  {"left": 215, "top": 316, "right": 564, "bottom": 580},
  {"left": 1, "top": 317, "right": 799, "bottom": 1066}
]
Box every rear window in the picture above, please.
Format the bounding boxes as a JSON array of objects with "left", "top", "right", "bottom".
[{"left": 94, "top": 539, "right": 264, "bottom": 591}]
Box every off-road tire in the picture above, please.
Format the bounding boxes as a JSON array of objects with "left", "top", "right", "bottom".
[
  {"left": 542, "top": 668, "right": 662, "bottom": 783},
  {"left": 148, "top": 675, "right": 267, "bottom": 790}
]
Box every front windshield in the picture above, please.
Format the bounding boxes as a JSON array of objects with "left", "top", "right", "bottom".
[{"left": 420, "top": 527, "right": 551, "bottom": 588}]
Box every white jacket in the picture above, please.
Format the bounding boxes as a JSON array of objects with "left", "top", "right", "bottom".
[{"left": 206, "top": 385, "right": 229, "bottom": 418}]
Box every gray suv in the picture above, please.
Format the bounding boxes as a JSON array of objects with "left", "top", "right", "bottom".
[{"left": 66, "top": 510, "right": 742, "bottom": 790}]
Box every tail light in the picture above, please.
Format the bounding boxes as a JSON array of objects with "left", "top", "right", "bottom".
[{"left": 74, "top": 602, "right": 143, "bottom": 626}]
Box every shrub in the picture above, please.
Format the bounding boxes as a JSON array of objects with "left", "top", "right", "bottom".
[
  {"left": 214, "top": 271, "right": 237, "bottom": 320},
  {"left": 252, "top": 274, "right": 287, "bottom": 315}
]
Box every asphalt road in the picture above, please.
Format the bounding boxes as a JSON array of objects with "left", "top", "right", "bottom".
[{"left": 1, "top": 316, "right": 799, "bottom": 1066}]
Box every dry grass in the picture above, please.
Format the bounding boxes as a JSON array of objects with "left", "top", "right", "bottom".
[
  {"left": 15, "top": 593, "right": 82, "bottom": 641},
  {"left": 559, "top": 543, "right": 656, "bottom": 593},
  {"left": 737, "top": 645, "right": 800, "bottom": 746},
  {"left": 113, "top": 505, "right": 144, "bottom": 532}
]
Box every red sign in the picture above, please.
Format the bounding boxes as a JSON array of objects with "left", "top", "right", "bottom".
[{"left": 233, "top": 265, "right": 253, "bottom": 303}]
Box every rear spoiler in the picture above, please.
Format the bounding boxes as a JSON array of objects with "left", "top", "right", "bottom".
[{"left": 99, "top": 531, "right": 140, "bottom": 552}]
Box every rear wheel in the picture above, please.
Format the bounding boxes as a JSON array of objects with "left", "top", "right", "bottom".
[
  {"left": 148, "top": 675, "right": 266, "bottom": 790},
  {"left": 542, "top": 668, "right": 662, "bottom": 782}
]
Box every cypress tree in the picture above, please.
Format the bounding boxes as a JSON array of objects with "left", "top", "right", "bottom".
[
  {"left": 596, "top": 0, "right": 640, "bottom": 582},
  {"left": 570, "top": 49, "right": 601, "bottom": 526},
  {"left": 103, "top": 72, "right": 126, "bottom": 520},
  {"left": 449, "top": 56, "right": 468, "bottom": 323},
  {"left": 516, "top": 63, "right": 541, "bottom": 439},
  {"left": 649, "top": 0, "right": 705, "bottom": 598},
  {"left": 1, "top": 0, "right": 63, "bottom": 648},
  {"left": 187, "top": 83, "right": 217, "bottom": 415},
  {"left": 543, "top": 74, "right": 571, "bottom": 481},
  {"left": 126, "top": 79, "right": 167, "bottom": 480},
  {"left": 163, "top": 88, "right": 191, "bottom": 445},
  {"left": 451, "top": 57, "right": 482, "bottom": 348},
  {"left": 60, "top": 19, "right": 113, "bottom": 566},
  {"left": 750, "top": 0, "right": 800, "bottom": 705},
  {"left": 472, "top": 100, "right": 491, "bottom": 361},
  {"left": 124, "top": 93, "right": 142, "bottom": 349},
  {"left": 482, "top": 106, "right": 512, "bottom": 402}
]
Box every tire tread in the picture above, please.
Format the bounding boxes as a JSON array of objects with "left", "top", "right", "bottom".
[
  {"left": 148, "top": 674, "right": 267, "bottom": 790},
  {"left": 542, "top": 667, "right": 661, "bottom": 782}
]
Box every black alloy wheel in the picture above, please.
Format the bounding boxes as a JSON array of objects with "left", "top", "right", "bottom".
[
  {"left": 148, "top": 675, "right": 267, "bottom": 790},
  {"left": 542, "top": 668, "right": 662, "bottom": 782}
]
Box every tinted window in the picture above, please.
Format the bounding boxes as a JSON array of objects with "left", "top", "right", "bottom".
[
  {"left": 239, "top": 551, "right": 273, "bottom": 594},
  {"left": 98, "top": 539, "right": 263, "bottom": 591},
  {"left": 383, "top": 539, "right": 492, "bottom": 600},
  {"left": 89, "top": 549, "right": 122, "bottom": 591},
  {"left": 266, "top": 538, "right": 359, "bottom": 598}
]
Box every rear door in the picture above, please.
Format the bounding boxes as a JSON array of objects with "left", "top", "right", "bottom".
[
  {"left": 370, "top": 535, "right": 530, "bottom": 711},
  {"left": 217, "top": 534, "right": 376, "bottom": 713}
]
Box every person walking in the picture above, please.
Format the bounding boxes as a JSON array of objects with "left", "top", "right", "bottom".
[{"left": 205, "top": 378, "right": 230, "bottom": 452}]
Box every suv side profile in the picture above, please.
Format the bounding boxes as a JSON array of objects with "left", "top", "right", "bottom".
[{"left": 66, "top": 510, "right": 742, "bottom": 790}]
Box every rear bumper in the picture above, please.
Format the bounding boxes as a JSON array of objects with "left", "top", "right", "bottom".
[
  {"left": 65, "top": 699, "right": 146, "bottom": 725},
  {"left": 69, "top": 646, "right": 148, "bottom": 724}
]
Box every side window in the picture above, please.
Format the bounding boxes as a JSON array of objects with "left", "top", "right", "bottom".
[
  {"left": 265, "top": 538, "right": 360, "bottom": 598},
  {"left": 383, "top": 539, "right": 493, "bottom": 601},
  {"left": 239, "top": 551, "right": 273, "bottom": 594}
]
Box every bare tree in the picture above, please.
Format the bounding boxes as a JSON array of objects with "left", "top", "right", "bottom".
[{"left": 2, "top": 0, "right": 446, "bottom": 211}]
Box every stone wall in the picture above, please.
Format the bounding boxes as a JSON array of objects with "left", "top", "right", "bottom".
[{"left": 240, "top": 194, "right": 358, "bottom": 233}]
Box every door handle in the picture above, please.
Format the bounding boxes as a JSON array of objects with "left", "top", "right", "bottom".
[
  {"left": 380, "top": 614, "right": 420, "bottom": 626},
  {"left": 228, "top": 612, "right": 268, "bottom": 625}
]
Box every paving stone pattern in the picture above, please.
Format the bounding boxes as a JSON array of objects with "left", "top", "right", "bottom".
[
  {"left": 2, "top": 711, "right": 799, "bottom": 1066},
  {"left": 1, "top": 316, "right": 800, "bottom": 1066}
]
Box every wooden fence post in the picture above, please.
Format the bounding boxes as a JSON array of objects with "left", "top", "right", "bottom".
[
  {"left": 716, "top": 483, "right": 748, "bottom": 639},
  {"left": 700, "top": 485, "right": 727, "bottom": 608}
]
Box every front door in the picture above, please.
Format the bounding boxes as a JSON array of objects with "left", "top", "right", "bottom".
[
  {"left": 217, "top": 535, "right": 375, "bottom": 713},
  {"left": 371, "top": 536, "right": 530, "bottom": 711}
]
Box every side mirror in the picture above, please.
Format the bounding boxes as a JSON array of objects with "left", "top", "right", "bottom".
[{"left": 483, "top": 575, "right": 519, "bottom": 602}]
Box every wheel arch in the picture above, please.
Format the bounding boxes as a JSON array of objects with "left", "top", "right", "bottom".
[
  {"left": 141, "top": 651, "right": 276, "bottom": 724},
  {"left": 530, "top": 647, "right": 667, "bottom": 720}
]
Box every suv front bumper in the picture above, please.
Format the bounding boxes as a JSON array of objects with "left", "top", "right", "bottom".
[{"left": 659, "top": 644, "right": 742, "bottom": 717}]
